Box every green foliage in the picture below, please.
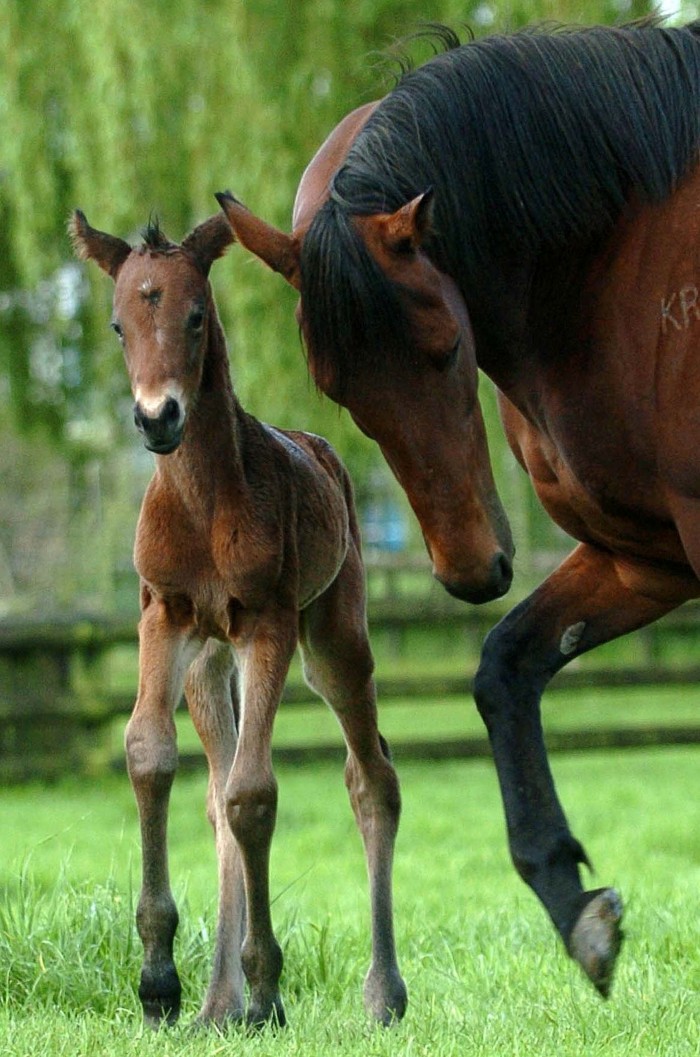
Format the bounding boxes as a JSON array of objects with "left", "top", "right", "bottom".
[
  {"left": 0, "top": 0, "right": 655, "bottom": 465},
  {"left": 0, "top": 0, "right": 660, "bottom": 609}
]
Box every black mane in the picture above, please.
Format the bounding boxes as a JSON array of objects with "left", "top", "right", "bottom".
[{"left": 301, "top": 21, "right": 700, "bottom": 390}]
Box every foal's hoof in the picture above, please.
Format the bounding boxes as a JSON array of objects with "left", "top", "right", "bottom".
[
  {"left": 139, "top": 967, "right": 182, "bottom": 1028},
  {"left": 364, "top": 968, "right": 408, "bottom": 1026},
  {"left": 192, "top": 1004, "right": 245, "bottom": 1033},
  {"left": 245, "top": 995, "right": 286, "bottom": 1031},
  {"left": 568, "top": 888, "right": 624, "bottom": 998}
]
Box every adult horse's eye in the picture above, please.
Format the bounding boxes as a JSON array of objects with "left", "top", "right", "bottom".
[
  {"left": 432, "top": 338, "right": 460, "bottom": 372},
  {"left": 111, "top": 320, "right": 124, "bottom": 341},
  {"left": 393, "top": 236, "right": 415, "bottom": 256}
]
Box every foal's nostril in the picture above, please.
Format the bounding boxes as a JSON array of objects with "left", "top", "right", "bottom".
[
  {"left": 133, "top": 397, "right": 184, "bottom": 453},
  {"left": 162, "top": 397, "right": 181, "bottom": 425},
  {"left": 133, "top": 399, "right": 182, "bottom": 433},
  {"left": 134, "top": 404, "right": 148, "bottom": 432}
]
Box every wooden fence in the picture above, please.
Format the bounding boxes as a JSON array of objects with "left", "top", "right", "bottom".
[{"left": 2, "top": 557, "right": 700, "bottom": 780}]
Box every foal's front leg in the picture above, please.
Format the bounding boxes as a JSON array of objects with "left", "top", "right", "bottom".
[
  {"left": 125, "top": 589, "right": 200, "bottom": 1027},
  {"left": 185, "top": 639, "right": 246, "bottom": 1026},
  {"left": 225, "top": 612, "right": 297, "bottom": 1027}
]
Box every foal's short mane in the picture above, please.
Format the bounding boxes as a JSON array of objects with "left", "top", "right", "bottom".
[
  {"left": 300, "top": 20, "right": 700, "bottom": 391},
  {"left": 140, "top": 217, "right": 177, "bottom": 254}
]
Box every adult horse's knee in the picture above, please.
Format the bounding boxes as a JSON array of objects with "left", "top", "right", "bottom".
[{"left": 473, "top": 621, "right": 516, "bottom": 731}]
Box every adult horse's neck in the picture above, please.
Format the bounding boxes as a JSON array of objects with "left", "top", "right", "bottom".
[{"left": 467, "top": 245, "right": 596, "bottom": 397}]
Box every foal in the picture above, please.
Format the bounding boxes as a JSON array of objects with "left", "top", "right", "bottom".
[{"left": 69, "top": 210, "right": 406, "bottom": 1029}]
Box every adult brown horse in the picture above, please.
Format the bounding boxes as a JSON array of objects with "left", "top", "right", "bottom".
[
  {"left": 218, "top": 20, "right": 700, "bottom": 998},
  {"left": 69, "top": 211, "right": 406, "bottom": 1029}
]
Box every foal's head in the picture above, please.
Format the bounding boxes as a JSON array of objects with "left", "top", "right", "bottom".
[{"left": 70, "top": 212, "right": 234, "bottom": 453}]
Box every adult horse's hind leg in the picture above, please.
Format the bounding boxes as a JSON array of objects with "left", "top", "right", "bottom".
[
  {"left": 184, "top": 639, "right": 246, "bottom": 1027},
  {"left": 300, "top": 546, "right": 407, "bottom": 1026},
  {"left": 125, "top": 588, "right": 200, "bottom": 1027},
  {"left": 473, "top": 542, "right": 693, "bottom": 996}
]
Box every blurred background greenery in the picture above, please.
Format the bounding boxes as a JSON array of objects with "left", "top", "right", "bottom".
[{"left": 0, "top": 0, "right": 680, "bottom": 616}]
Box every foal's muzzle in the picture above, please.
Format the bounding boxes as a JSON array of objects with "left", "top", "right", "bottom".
[{"left": 133, "top": 397, "right": 184, "bottom": 454}]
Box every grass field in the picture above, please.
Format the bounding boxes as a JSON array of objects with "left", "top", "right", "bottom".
[{"left": 1, "top": 738, "right": 700, "bottom": 1056}]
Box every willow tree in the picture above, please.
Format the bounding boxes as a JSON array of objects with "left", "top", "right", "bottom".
[{"left": 0, "top": 0, "right": 654, "bottom": 603}]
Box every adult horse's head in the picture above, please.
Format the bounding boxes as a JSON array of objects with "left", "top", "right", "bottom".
[
  {"left": 217, "top": 190, "right": 513, "bottom": 603},
  {"left": 69, "top": 211, "right": 234, "bottom": 454}
]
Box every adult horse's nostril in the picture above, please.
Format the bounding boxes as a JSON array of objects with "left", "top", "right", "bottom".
[{"left": 491, "top": 551, "right": 513, "bottom": 596}]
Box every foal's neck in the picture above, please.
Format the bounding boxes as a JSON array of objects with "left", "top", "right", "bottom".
[{"left": 159, "top": 303, "right": 253, "bottom": 511}]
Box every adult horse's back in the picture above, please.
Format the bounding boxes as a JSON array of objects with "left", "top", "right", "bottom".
[{"left": 219, "top": 21, "right": 700, "bottom": 995}]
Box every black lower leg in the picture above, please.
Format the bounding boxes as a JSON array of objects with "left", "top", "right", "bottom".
[{"left": 474, "top": 641, "right": 622, "bottom": 995}]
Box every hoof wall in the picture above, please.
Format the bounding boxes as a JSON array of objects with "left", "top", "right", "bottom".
[{"left": 569, "top": 888, "right": 624, "bottom": 998}]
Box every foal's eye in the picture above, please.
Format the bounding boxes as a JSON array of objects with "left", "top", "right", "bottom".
[
  {"left": 188, "top": 307, "right": 205, "bottom": 333},
  {"left": 110, "top": 321, "right": 123, "bottom": 341}
]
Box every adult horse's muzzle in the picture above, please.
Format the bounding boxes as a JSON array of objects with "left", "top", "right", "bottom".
[
  {"left": 134, "top": 397, "right": 185, "bottom": 454},
  {"left": 437, "top": 550, "right": 513, "bottom": 604}
]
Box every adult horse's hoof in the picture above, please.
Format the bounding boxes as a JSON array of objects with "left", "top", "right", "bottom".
[{"left": 568, "top": 887, "right": 624, "bottom": 997}]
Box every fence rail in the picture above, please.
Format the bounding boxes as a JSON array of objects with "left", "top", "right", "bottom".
[{"left": 2, "top": 568, "right": 700, "bottom": 780}]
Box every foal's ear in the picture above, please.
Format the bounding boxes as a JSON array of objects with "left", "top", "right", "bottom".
[
  {"left": 68, "top": 210, "right": 131, "bottom": 278},
  {"left": 216, "top": 192, "right": 301, "bottom": 291},
  {"left": 380, "top": 190, "right": 435, "bottom": 254},
  {"left": 181, "top": 213, "right": 235, "bottom": 275}
]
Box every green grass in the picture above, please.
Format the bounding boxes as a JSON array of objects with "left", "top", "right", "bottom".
[{"left": 1, "top": 747, "right": 700, "bottom": 1055}]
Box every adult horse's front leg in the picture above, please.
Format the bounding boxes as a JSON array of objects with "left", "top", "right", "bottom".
[
  {"left": 225, "top": 613, "right": 297, "bottom": 1028},
  {"left": 125, "top": 588, "right": 200, "bottom": 1027},
  {"left": 473, "top": 542, "right": 693, "bottom": 995},
  {"left": 300, "top": 551, "right": 407, "bottom": 1026}
]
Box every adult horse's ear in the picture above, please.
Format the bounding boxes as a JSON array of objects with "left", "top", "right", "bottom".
[
  {"left": 381, "top": 190, "right": 435, "bottom": 254},
  {"left": 181, "top": 214, "right": 235, "bottom": 275},
  {"left": 68, "top": 210, "right": 131, "bottom": 278},
  {"left": 216, "top": 192, "right": 301, "bottom": 291}
]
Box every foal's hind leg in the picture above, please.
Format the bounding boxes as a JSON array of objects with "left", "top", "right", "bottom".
[
  {"left": 473, "top": 542, "right": 693, "bottom": 996},
  {"left": 184, "top": 639, "right": 246, "bottom": 1027},
  {"left": 125, "top": 588, "right": 200, "bottom": 1026},
  {"left": 300, "top": 551, "right": 407, "bottom": 1025}
]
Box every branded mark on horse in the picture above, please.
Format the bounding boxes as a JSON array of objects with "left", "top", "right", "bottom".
[
  {"left": 69, "top": 211, "right": 407, "bottom": 1029},
  {"left": 219, "top": 20, "right": 700, "bottom": 996},
  {"left": 661, "top": 286, "right": 700, "bottom": 333}
]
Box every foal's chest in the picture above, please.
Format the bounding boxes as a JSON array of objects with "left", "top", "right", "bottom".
[{"left": 133, "top": 442, "right": 349, "bottom": 641}]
